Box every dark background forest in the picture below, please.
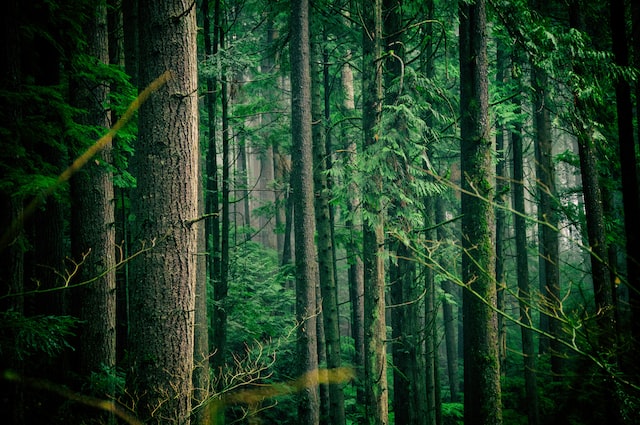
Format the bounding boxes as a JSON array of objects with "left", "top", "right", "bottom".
[{"left": 1, "top": 0, "right": 640, "bottom": 424}]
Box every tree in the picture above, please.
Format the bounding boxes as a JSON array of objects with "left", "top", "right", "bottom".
[
  {"left": 290, "top": 0, "right": 321, "bottom": 424},
  {"left": 127, "top": 0, "right": 200, "bottom": 423},
  {"left": 610, "top": 0, "right": 640, "bottom": 368},
  {"left": 361, "top": 0, "right": 388, "bottom": 423},
  {"left": 528, "top": 0, "right": 562, "bottom": 373},
  {"left": 311, "top": 17, "right": 346, "bottom": 425},
  {"left": 458, "top": 0, "right": 502, "bottom": 424},
  {"left": 509, "top": 68, "right": 540, "bottom": 425},
  {"left": 69, "top": 0, "right": 116, "bottom": 411}
]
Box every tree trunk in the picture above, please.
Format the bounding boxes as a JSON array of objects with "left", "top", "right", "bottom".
[
  {"left": 436, "top": 198, "right": 459, "bottom": 403},
  {"left": 362, "top": 0, "right": 388, "bottom": 423},
  {"left": 423, "top": 199, "right": 438, "bottom": 425},
  {"left": 69, "top": 0, "right": 116, "bottom": 410},
  {"left": 215, "top": 0, "right": 231, "bottom": 400},
  {"left": 458, "top": 1, "right": 502, "bottom": 424},
  {"left": 202, "top": 1, "right": 222, "bottom": 379},
  {"left": 311, "top": 20, "right": 346, "bottom": 425},
  {"left": 495, "top": 44, "right": 508, "bottom": 375},
  {"left": 341, "top": 32, "right": 366, "bottom": 417},
  {"left": 290, "top": 1, "right": 321, "bottom": 424},
  {"left": 569, "top": 0, "right": 617, "bottom": 348},
  {"left": 127, "top": 0, "right": 199, "bottom": 422},
  {"left": 511, "top": 92, "right": 540, "bottom": 425},
  {"left": 529, "top": 0, "right": 562, "bottom": 372},
  {"left": 193, "top": 159, "right": 210, "bottom": 425},
  {"left": 610, "top": 0, "right": 640, "bottom": 368}
]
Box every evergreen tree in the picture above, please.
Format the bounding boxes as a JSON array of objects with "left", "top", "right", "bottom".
[
  {"left": 290, "top": 0, "right": 321, "bottom": 423},
  {"left": 459, "top": 0, "right": 503, "bottom": 424},
  {"left": 127, "top": 0, "right": 200, "bottom": 422}
]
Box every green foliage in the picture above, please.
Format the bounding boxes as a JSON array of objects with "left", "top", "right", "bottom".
[
  {"left": 441, "top": 402, "right": 464, "bottom": 425},
  {"left": 85, "top": 364, "right": 125, "bottom": 398},
  {"left": 0, "top": 310, "right": 78, "bottom": 361},
  {"left": 224, "top": 241, "right": 295, "bottom": 353}
]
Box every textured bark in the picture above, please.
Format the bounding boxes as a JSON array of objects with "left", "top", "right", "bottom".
[
  {"left": 362, "top": 0, "right": 388, "bottom": 423},
  {"left": 459, "top": 1, "right": 502, "bottom": 424},
  {"left": 70, "top": 0, "right": 116, "bottom": 384},
  {"left": 128, "top": 0, "right": 199, "bottom": 423},
  {"left": 290, "top": 0, "right": 321, "bottom": 424},
  {"left": 312, "top": 23, "right": 346, "bottom": 425}
]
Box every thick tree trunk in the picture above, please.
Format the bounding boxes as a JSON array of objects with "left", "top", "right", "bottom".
[
  {"left": 128, "top": 0, "right": 199, "bottom": 422},
  {"left": 458, "top": 1, "right": 502, "bottom": 424},
  {"left": 290, "top": 1, "right": 321, "bottom": 424}
]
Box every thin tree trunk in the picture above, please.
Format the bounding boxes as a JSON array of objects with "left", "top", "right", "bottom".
[
  {"left": 511, "top": 93, "right": 540, "bottom": 425},
  {"left": 362, "top": 0, "right": 388, "bottom": 423},
  {"left": 424, "top": 198, "right": 438, "bottom": 425},
  {"left": 341, "top": 36, "right": 366, "bottom": 417},
  {"left": 214, "top": 3, "right": 231, "bottom": 403},
  {"left": 436, "top": 199, "right": 459, "bottom": 403},
  {"left": 203, "top": 1, "right": 222, "bottom": 385},
  {"left": 495, "top": 44, "right": 508, "bottom": 375},
  {"left": 193, "top": 160, "right": 210, "bottom": 425},
  {"left": 529, "top": 0, "right": 562, "bottom": 372},
  {"left": 312, "top": 20, "right": 346, "bottom": 425},
  {"left": 290, "top": 1, "right": 320, "bottom": 424},
  {"left": 610, "top": 0, "right": 640, "bottom": 366}
]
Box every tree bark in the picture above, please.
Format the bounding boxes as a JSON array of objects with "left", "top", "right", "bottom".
[
  {"left": 458, "top": 1, "right": 502, "bottom": 424},
  {"left": 128, "top": 0, "right": 199, "bottom": 422},
  {"left": 290, "top": 1, "right": 321, "bottom": 424},
  {"left": 69, "top": 3, "right": 116, "bottom": 413}
]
